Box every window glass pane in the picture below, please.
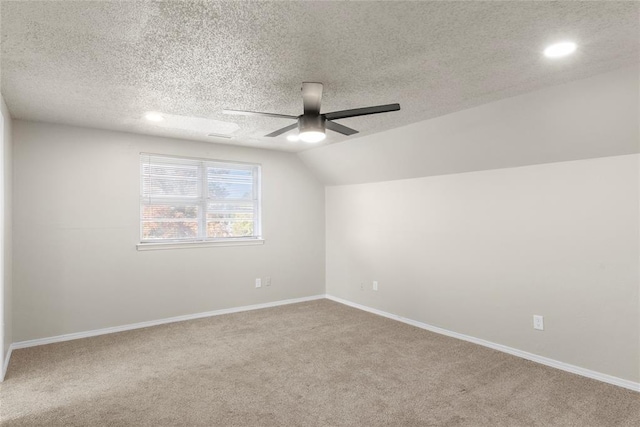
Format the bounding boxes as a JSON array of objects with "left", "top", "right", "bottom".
[
  {"left": 207, "top": 202, "right": 255, "bottom": 238},
  {"left": 142, "top": 162, "right": 199, "bottom": 198},
  {"left": 208, "top": 167, "right": 253, "bottom": 200},
  {"left": 142, "top": 204, "right": 199, "bottom": 240},
  {"left": 143, "top": 222, "right": 199, "bottom": 240},
  {"left": 207, "top": 221, "right": 254, "bottom": 238},
  {"left": 142, "top": 204, "right": 199, "bottom": 219}
]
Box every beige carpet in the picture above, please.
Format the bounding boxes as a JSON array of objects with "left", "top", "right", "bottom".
[{"left": 1, "top": 299, "right": 639, "bottom": 426}]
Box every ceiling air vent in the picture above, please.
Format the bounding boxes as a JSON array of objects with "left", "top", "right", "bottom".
[{"left": 207, "top": 133, "right": 233, "bottom": 139}]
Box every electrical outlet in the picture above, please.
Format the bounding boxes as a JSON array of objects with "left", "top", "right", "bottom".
[
  {"left": 255, "top": 278, "right": 262, "bottom": 288},
  {"left": 373, "top": 281, "right": 378, "bottom": 291},
  {"left": 533, "top": 315, "right": 544, "bottom": 331},
  {"left": 265, "top": 277, "right": 271, "bottom": 287}
]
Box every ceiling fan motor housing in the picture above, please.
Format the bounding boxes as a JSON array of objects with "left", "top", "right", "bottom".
[{"left": 299, "top": 114, "right": 326, "bottom": 133}]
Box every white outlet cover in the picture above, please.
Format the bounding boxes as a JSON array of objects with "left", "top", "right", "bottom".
[
  {"left": 255, "top": 278, "right": 262, "bottom": 288},
  {"left": 373, "top": 281, "right": 378, "bottom": 291},
  {"left": 266, "top": 277, "right": 271, "bottom": 286},
  {"left": 533, "top": 315, "right": 544, "bottom": 330}
]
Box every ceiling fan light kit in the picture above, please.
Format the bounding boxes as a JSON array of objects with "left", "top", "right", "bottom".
[
  {"left": 299, "top": 113, "right": 326, "bottom": 142},
  {"left": 224, "top": 82, "right": 400, "bottom": 144},
  {"left": 299, "top": 131, "right": 326, "bottom": 143}
]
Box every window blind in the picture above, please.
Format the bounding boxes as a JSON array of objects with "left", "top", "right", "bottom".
[{"left": 140, "top": 154, "right": 261, "bottom": 242}]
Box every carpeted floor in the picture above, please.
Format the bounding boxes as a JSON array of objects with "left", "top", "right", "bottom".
[{"left": 1, "top": 299, "right": 639, "bottom": 426}]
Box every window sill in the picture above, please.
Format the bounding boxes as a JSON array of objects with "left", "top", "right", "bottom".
[{"left": 137, "top": 239, "right": 265, "bottom": 251}]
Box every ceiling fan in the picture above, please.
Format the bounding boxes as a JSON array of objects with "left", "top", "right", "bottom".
[{"left": 223, "top": 82, "right": 400, "bottom": 143}]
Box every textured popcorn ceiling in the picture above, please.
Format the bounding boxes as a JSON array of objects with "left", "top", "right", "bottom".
[{"left": 1, "top": 1, "right": 638, "bottom": 152}]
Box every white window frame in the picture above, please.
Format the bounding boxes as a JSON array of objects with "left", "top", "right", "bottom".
[{"left": 137, "top": 153, "right": 264, "bottom": 251}]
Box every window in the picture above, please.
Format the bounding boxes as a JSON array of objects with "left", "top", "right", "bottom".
[{"left": 140, "top": 153, "right": 261, "bottom": 245}]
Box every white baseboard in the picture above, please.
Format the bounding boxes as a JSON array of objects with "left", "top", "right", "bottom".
[
  {"left": 10, "top": 295, "right": 326, "bottom": 351},
  {"left": 7, "top": 293, "right": 639, "bottom": 393},
  {"left": 325, "top": 294, "right": 640, "bottom": 393},
  {"left": 1, "top": 346, "right": 12, "bottom": 382}
]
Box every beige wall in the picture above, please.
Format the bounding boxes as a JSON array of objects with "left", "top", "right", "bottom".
[
  {"left": 12, "top": 120, "right": 325, "bottom": 342},
  {"left": 1, "top": 94, "right": 13, "bottom": 375},
  {"left": 326, "top": 155, "right": 639, "bottom": 382}
]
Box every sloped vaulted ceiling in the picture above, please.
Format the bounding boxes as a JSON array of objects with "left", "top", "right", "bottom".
[
  {"left": 1, "top": 1, "right": 638, "bottom": 152},
  {"left": 298, "top": 67, "right": 639, "bottom": 185}
]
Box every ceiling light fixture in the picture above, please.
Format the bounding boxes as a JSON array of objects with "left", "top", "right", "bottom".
[
  {"left": 544, "top": 42, "right": 577, "bottom": 58},
  {"left": 144, "top": 111, "right": 164, "bottom": 122},
  {"left": 299, "top": 130, "right": 326, "bottom": 143},
  {"left": 298, "top": 114, "right": 327, "bottom": 143},
  {"left": 286, "top": 134, "right": 300, "bottom": 142}
]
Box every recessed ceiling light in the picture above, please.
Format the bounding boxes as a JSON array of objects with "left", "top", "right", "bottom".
[
  {"left": 299, "top": 131, "right": 326, "bottom": 143},
  {"left": 287, "top": 134, "right": 300, "bottom": 142},
  {"left": 544, "top": 42, "right": 577, "bottom": 58},
  {"left": 144, "top": 111, "right": 164, "bottom": 122}
]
